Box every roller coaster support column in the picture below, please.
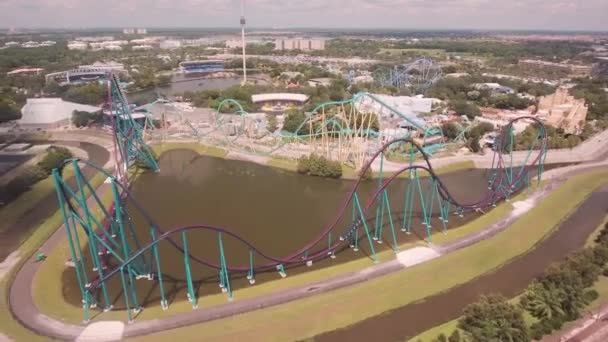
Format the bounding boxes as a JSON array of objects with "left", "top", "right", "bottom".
[
  {"left": 247, "top": 249, "right": 255, "bottom": 284},
  {"left": 182, "top": 232, "right": 198, "bottom": 309},
  {"left": 218, "top": 233, "right": 233, "bottom": 301},
  {"left": 373, "top": 152, "right": 386, "bottom": 243},
  {"left": 413, "top": 169, "right": 432, "bottom": 243},
  {"left": 353, "top": 192, "right": 378, "bottom": 263},
  {"left": 53, "top": 170, "right": 93, "bottom": 322},
  {"left": 72, "top": 161, "right": 112, "bottom": 310},
  {"left": 150, "top": 228, "right": 168, "bottom": 310},
  {"left": 112, "top": 180, "right": 141, "bottom": 313}
]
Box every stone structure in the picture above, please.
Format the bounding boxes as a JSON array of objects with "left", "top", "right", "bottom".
[
  {"left": 519, "top": 59, "right": 592, "bottom": 77},
  {"left": 537, "top": 87, "right": 588, "bottom": 134}
]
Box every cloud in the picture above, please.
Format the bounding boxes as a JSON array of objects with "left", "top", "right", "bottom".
[{"left": 0, "top": 0, "right": 606, "bottom": 30}]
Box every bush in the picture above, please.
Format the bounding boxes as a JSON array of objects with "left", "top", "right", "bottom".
[
  {"left": 297, "top": 154, "right": 342, "bottom": 178},
  {"left": 458, "top": 294, "right": 529, "bottom": 342},
  {"left": 583, "top": 289, "right": 599, "bottom": 304},
  {"left": 38, "top": 146, "right": 73, "bottom": 174},
  {"left": 602, "top": 268, "right": 608, "bottom": 277},
  {"left": 448, "top": 330, "right": 461, "bottom": 342}
]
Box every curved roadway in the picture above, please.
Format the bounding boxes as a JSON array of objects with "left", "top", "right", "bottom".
[{"left": 6, "top": 131, "right": 608, "bottom": 342}]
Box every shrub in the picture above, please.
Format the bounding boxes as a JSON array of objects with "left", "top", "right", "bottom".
[
  {"left": 458, "top": 294, "right": 529, "bottom": 342},
  {"left": 297, "top": 154, "right": 342, "bottom": 178},
  {"left": 38, "top": 146, "right": 73, "bottom": 174},
  {"left": 583, "top": 289, "right": 599, "bottom": 304},
  {"left": 448, "top": 330, "right": 461, "bottom": 342}
]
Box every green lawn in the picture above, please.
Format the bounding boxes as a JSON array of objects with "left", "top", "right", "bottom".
[
  {"left": 150, "top": 142, "right": 228, "bottom": 158},
  {"left": 0, "top": 168, "right": 74, "bottom": 233},
  {"left": 119, "top": 170, "right": 608, "bottom": 342}
]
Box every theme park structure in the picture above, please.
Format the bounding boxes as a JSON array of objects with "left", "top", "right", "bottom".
[
  {"left": 198, "top": 91, "right": 446, "bottom": 170},
  {"left": 52, "top": 73, "right": 548, "bottom": 322},
  {"left": 373, "top": 58, "right": 443, "bottom": 94}
]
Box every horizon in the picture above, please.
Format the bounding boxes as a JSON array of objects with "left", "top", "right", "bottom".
[{"left": 1, "top": 0, "right": 607, "bottom": 32}]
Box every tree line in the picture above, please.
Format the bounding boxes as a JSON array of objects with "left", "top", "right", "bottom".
[{"left": 426, "top": 220, "right": 608, "bottom": 342}]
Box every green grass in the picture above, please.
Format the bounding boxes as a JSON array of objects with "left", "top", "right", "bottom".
[
  {"left": 119, "top": 170, "right": 608, "bottom": 342},
  {"left": 150, "top": 142, "right": 228, "bottom": 159},
  {"left": 266, "top": 156, "right": 298, "bottom": 172},
  {"left": 0, "top": 168, "right": 74, "bottom": 233},
  {"left": 0, "top": 171, "right": 107, "bottom": 342}
]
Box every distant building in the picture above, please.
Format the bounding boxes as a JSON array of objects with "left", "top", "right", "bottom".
[
  {"left": 226, "top": 39, "right": 243, "bottom": 49},
  {"left": 307, "top": 78, "right": 332, "bottom": 87},
  {"left": 354, "top": 94, "right": 441, "bottom": 130},
  {"left": 123, "top": 28, "right": 135, "bottom": 34},
  {"left": 160, "top": 40, "right": 181, "bottom": 50},
  {"left": 179, "top": 60, "right": 224, "bottom": 74},
  {"left": 251, "top": 93, "right": 310, "bottom": 112},
  {"left": 136, "top": 28, "right": 147, "bottom": 35},
  {"left": 536, "top": 87, "right": 588, "bottom": 134},
  {"left": 518, "top": 59, "right": 592, "bottom": 78},
  {"left": 274, "top": 39, "right": 325, "bottom": 51},
  {"left": 4, "top": 41, "right": 20, "bottom": 47},
  {"left": 67, "top": 42, "right": 88, "bottom": 50},
  {"left": 132, "top": 45, "right": 153, "bottom": 51},
  {"left": 21, "top": 41, "right": 39, "bottom": 48},
  {"left": 7, "top": 68, "right": 44, "bottom": 76},
  {"left": 594, "top": 57, "right": 608, "bottom": 77},
  {"left": 472, "top": 83, "right": 515, "bottom": 94},
  {"left": 18, "top": 98, "right": 101, "bottom": 129},
  {"left": 45, "top": 61, "right": 126, "bottom": 86}
]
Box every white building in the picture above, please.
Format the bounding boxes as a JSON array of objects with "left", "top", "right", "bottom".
[
  {"left": 226, "top": 39, "right": 243, "bottom": 49},
  {"left": 274, "top": 39, "right": 326, "bottom": 51},
  {"left": 18, "top": 98, "right": 101, "bottom": 129},
  {"left": 104, "top": 45, "right": 122, "bottom": 51},
  {"left": 132, "top": 45, "right": 153, "bottom": 51},
  {"left": 160, "top": 40, "right": 182, "bottom": 50},
  {"left": 67, "top": 42, "right": 88, "bottom": 50},
  {"left": 78, "top": 61, "right": 126, "bottom": 72},
  {"left": 136, "top": 28, "right": 147, "bottom": 35}
]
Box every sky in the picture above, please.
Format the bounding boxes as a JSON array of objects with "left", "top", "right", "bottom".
[{"left": 0, "top": 0, "right": 607, "bottom": 31}]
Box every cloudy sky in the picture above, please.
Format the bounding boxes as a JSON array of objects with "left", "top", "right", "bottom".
[{"left": 0, "top": 0, "right": 607, "bottom": 31}]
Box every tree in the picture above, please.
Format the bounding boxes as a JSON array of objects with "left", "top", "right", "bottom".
[
  {"left": 448, "top": 330, "right": 461, "bottom": 342},
  {"left": 266, "top": 114, "right": 278, "bottom": 133},
  {"left": 458, "top": 294, "right": 529, "bottom": 342},
  {"left": 451, "top": 100, "right": 481, "bottom": 119},
  {"left": 540, "top": 265, "right": 586, "bottom": 320},
  {"left": 64, "top": 83, "right": 106, "bottom": 105},
  {"left": 282, "top": 108, "right": 307, "bottom": 134},
  {"left": 0, "top": 98, "right": 21, "bottom": 123},
  {"left": 441, "top": 122, "right": 461, "bottom": 140},
  {"left": 38, "top": 146, "right": 73, "bottom": 174},
  {"left": 521, "top": 281, "right": 565, "bottom": 321}
]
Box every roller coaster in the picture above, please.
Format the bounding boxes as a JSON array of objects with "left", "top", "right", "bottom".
[
  {"left": 197, "top": 91, "right": 447, "bottom": 169},
  {"left": 373, "top": 58, "right": 443, "bottom": 94},
  {"left": 52, "top": 72, "right": 547, "bottom": 323}
]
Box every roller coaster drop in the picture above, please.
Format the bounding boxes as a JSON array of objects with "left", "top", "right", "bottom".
[{"left": 53, "top": 74, "right": 548, "bottom": 323}]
